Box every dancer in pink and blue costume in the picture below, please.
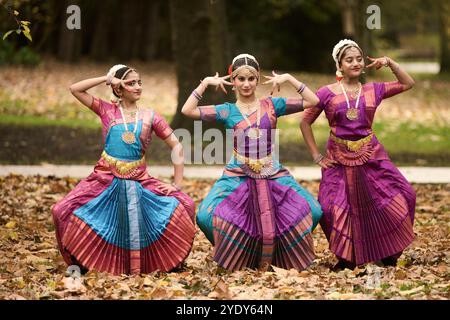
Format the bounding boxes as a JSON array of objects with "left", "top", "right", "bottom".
[{"left": 52, "top": 65, "right": 195, "bottom": 275}]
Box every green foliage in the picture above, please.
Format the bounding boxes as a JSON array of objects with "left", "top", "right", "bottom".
[
  {"left": 0, "top": 39, "right": 40, "bottom": 65},
  {"left": 0, "top": 0, "right": 443, "bottom": 70},
  {"left": 228, "top": 0, "right": 342, "bottom": 71},
  {"left": 0, "top": 114, "right": 101, "bottom": 129},
  {"left": 1, "top": 4, "right": 32, "bottom": 42}
]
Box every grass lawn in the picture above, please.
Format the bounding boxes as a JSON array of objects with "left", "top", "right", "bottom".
[{"left": 0, "top": 61, "right": 449, "bottom": 166}]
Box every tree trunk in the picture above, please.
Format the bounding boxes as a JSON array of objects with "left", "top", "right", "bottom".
[
  {"left": 207, "top": 0, "right": 231, "bottom": 76},
  {"left": 358, "top": 0, "right": 372, "bottom": 82},
  {"left": 90, "top": 1, "right": 118, "bottom": 61},
  {"left": 439, "top": 0, "right": 450, "bottom": 74},
  {"left": 115, "top": 1, "right": 139, "bottom": 61},
  {"left": 140, "top": 0, "right": 161, "bottom": 60},
  {"left": 129, "top": 0, "right": 146, "bottom": 60},
  {"left": 57, "top": 0, "right": 82, "bottom": 62},
  {"left": 169, "top": 0, "right": 231, "bottom": 132},
  {"left": 339, "top": 0, "right": 358, "bottom": 39},
  {"left": 34, "top": 0, "right": 62, "bottom": 54},
  {"left": 339, "top": 0, "right": 372, "bottom": 47},
  {"left": 339, "top": 0, "right": 374, "bottom": 81}
]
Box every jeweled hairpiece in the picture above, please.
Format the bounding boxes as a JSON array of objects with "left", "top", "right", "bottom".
[
  {"left": 332, "top": 39, "right": 362, "bottom": 64},
  {"left": 230, "top": 53, "right": 260, "bottom": 80}
]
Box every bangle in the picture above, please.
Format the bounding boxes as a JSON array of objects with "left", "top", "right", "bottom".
[
  {"left": 383, "top": 56, "right": 390, "bottom": 68},
  {"left": 297, "top": 83, "right": 306, "bottom": 94},
  {"left": 171, "top": 183, "right": 181, "bottom": 191},
  {"left": 313, "top": 154, "right": 324, "bottom": 164},
  {"left": 192, "top": 90, "right": 202, "bottom": 101}
]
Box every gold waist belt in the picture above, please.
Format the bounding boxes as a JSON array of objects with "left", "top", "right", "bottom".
[
  {"left": 330, "top": 133, "right": 373, "bottom": 152},
  {"left": 233, "top": 149, "right": 272, "bottom": 173},
  {"left": 101, "top": 151, "right": 145, "bottom": 175}
]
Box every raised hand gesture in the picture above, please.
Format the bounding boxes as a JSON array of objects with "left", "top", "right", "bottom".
[
  {"left": 202, "top": 72, "right": 232, "bottom": 94},
  {"left": 366, "top": 56, "right": 389, "bottom": 70},
  {"left": 263, "top": 71, "right": 290, "bottom": 95},
  {"left": 110, "top": 77, "right": 137, "bottom": 90}
]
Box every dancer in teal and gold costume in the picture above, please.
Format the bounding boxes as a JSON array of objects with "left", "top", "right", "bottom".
[{"left": 182, "top": 54, "right": 323, "bottom": 271}]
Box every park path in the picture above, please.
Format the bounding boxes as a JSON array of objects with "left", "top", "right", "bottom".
[{"left": 0, "top": 165, "right": 449, "bottom": 183}]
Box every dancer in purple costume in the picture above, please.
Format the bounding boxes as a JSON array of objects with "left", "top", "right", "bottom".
[{"left": 300, "top": 40, "right": 416, "bottom": 270}]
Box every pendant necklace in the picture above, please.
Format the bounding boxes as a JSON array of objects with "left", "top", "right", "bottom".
[
  {"left": 119, "top": 104, "right": 139, "bottom": 144},
  {"left": 340, "top": 82, "right": 362, "bottom": 121}
]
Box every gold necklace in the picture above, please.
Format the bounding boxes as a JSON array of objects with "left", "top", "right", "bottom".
[
  {"left": 236, "top": 99, "right": 258, "bottom": 115},
  {"left": 119, "top": 103, "right": 139, "bottom": 144},
  {"left": 342, "top": 83, "right": 361, "bottom": 100},
  {"left": 122, "top": 106, "right": 138, "bottom": 116},
  {"left": 339, "top": 82, "right": 362, "bottom": 121},
  {"left": 235, "top": 100, "right": 261, "bottom": 139}
]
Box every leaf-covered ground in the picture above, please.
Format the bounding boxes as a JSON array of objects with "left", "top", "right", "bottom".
[{"left": 0, "top": 174, "right": 448, "bottom": 300}]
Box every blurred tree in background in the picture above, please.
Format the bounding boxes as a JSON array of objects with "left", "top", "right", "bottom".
[
  {"left": 1, "top": 0, "right": 447, "bottom": 130},
  {"left": 226, "top": 0, "right": 342, "bottom": 72},
  {"left": 1, "top": 0, "right": 443, "bottom": 68},
  {"left": 0, "top": 0, "right": 173, "bottom": 63},
  {"left": 438, "top": 0, "right": 450, "bottom": 74},
  {"left": 169, "top": 0, "right": 232, "bottom": 131}
]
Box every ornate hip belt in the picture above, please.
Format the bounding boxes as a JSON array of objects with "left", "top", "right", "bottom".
[
  {"left": 101, "top": 151, "right": 145, "bottom": 176},
  {"left": 330, "top": 133, "right": 373, "bottom": 152},
  {"left": 233, "top": 149, "right": 272, "bottom": 174}
]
